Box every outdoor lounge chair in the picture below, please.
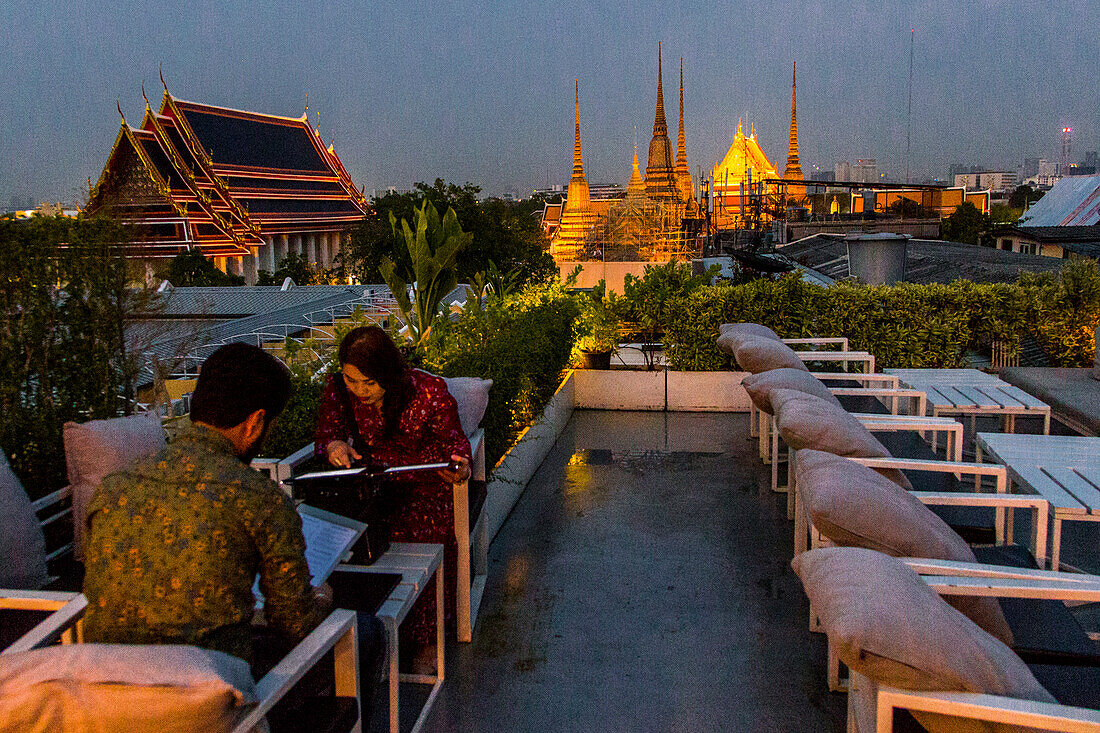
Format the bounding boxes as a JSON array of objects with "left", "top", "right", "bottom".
[
  {"left": 0, "top": 594, "right": 365, "bottom": 733},
  {"left": 253, "top": 375, "right": 492, "bottom": 644},
  {"left": 792, "top": 450, "right": 1100, "bottom": 693},
  {"left": 793, "top": 547, "right": 1100, "bottom": 733}
]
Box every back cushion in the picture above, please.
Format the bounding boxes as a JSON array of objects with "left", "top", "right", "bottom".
[
  {"left": 0, "top": 643, "right": 259, "bottom": 733},
  {"left": 64, "top": 412, "right": 166, "bottom": 557},
  {"left": 792, "top": 548, "right": 1054, "bottom": 733},
  {"left": 733, "top": 338, "right": 809, "bottom": 374},
  {"left": 742, "top": 368, "right": 841, "bottom": 415},
  {"left": 716, "top": 323, "right": 780, "bottom": 357},
  {"left": 440, "top": 377, "right": 493, "bottom": 438},
  {"left": 0, "top": 450, "right": 48, "bottom": 590},
  {"left": 796, "top": 449, "right": 1013, "bottom": 646}
]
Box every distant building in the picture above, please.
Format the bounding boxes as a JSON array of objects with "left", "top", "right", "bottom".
[
  {"left": 953, "top": 171, "right": 1017, "bottom": 195},
  {"left": 834, "top": 161, "right": 851, "bottom": 182},
  {"left": 990, "top": 225, "right": 1100, "bottom": 258},
  {"left": 1022, "top": 158, "right": 1041, "bottom": 179},
  {"left": 87, "top": 86, "right": 368, "bottom": 284}
]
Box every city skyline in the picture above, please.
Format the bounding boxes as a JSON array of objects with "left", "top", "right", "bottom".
[{"left": 3, "top": 0, "right": 1098, "bottom": 205}]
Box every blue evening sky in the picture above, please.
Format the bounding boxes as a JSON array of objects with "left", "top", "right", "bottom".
[{"left": 2, "top": 0, "right": 1097, "bottom": 204}]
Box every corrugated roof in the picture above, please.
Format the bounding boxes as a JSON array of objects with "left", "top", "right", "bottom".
[
  {"left": 778, "top": 234, "right": 1064, "bottom": 284},
  {"left": 138, "top": 284, "right": 389, "bottom": 318},
  {"left": 1020, "top": 175, "right": 1100, "bottom": 226}
]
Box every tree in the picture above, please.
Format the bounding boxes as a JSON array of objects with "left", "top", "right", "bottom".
[
  {"left": 381, "top": 199, "right": 472, "bottom": 345},
  {"left": 1009, "top": 185, "right": 1044, "bottom": 211},
  {"left": 888, "top": 197, "right": 927, "bottom": 219},
  {"left": 343, "top": 179, "right": 556, "bottom": 288},
  {"left": 163, "top": 249, "right": 244, "bottom": 286},
  {"left": 257, "top": 252, "right": 319, "bottom": 286},
  {"left": 941, "top": 202, "right": 992, "bottom": 245}
]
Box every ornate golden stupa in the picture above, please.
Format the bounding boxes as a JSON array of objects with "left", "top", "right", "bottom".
[
  {"left": 549, "top": 81, "right": 602, "bottom": 259},
  {"left": 626, "top": 127, "right": 647, "bottom": 205},
  {"left": 783, "top": 61, "right": 805, "bottom": 200},
  {"left": 644, "top": 42, "right": 678, "bottom": 202}
]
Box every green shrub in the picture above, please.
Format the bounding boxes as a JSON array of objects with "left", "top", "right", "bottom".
[
  {"left": 0, "top": 215, "right": 145, "bottom": 496},
  {"left": 662, "top": 262, "right": 1100, "bottom": 371}
]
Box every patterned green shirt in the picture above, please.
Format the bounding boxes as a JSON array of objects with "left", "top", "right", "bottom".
[{"left": 82, "top": 424, "right": 326, "bottom": 664}]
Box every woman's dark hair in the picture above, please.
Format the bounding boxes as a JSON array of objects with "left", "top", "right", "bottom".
[
  {"left": 338, "top": 326, "right": 413, "bottom": 437},
  {"left": 190, "top": 342, "right": 292, "bottom": 428}
]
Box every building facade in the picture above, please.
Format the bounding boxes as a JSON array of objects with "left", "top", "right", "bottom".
[{"left": 87, "top": 87, "right": 368, "bottom": 283}]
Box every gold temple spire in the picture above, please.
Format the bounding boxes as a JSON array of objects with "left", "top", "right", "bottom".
[
  {"left": 784, "top": 61, "right": 804, "bottom": 196},
  {"left": 571, "top": 79, "right": 585, "bottom": 181},
  {"left": 627, "top": 125, "right": 646, "bottom": 202},
  {"left": 551, "top": 80, "right": 598, "bottom": 259},
  {"left": 674, "top": 57, "right": 693, "bottom": 203},
  {"left": 645, "top": 42, "right": 677, "bottom": 201}
]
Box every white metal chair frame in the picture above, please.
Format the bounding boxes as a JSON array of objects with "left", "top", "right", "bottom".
[
  {"left": 843, "top": 562, "right": 1100, "bottom": 732},
  {"left": 1, "top": 595, "right": 363, "bottom": 733}
]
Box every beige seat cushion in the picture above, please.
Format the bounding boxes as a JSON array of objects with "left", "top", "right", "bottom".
[
  {"left": 0, "top": 450, "right": 48, "bottom": 590},
  {"left": 742, "top": 368, "right": 841, "bottom": 415},
  {"left": 440, "top": 376, "right": 493, "bottom": 438},
  {"left": 771, "top": 389, "right": 912, "bottom": 489},
  {"left": 796, "top": 449, "right": 1013, "bottom": 646},
  {"left": 732, "top": 338, "right": 809, "bottom": 374},
  {"left": 716, "top": 323, "right": 780, "bottom": 357},
  {"left": 792, "top": 547, "right": 1055, "bottom": 733},
  {"left": 0, "top": 643, "right": 260, "bottom": 733},
  {"left": 64, "top": 412, "right": 167, "bottom": 557}
]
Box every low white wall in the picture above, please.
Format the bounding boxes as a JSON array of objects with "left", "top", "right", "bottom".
[
  {"left": 555, "top": 261, "right": 650, "bottom": 293},
  {"left": 485, "top": 371, "right": 576, "bottom": 541},
  {"left": 573, "top": 369, "right": 751, "bottom": 412}
]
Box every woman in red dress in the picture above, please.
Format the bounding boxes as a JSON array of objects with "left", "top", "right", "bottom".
[{"left": 314, "top": 326, "right": 470, "bottom": 666}]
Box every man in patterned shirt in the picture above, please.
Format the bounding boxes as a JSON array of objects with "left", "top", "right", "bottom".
[{"left": 82, "top": 344, "right": 386, "bottom": 714}]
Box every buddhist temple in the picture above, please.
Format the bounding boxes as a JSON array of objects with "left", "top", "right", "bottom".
[
  {"left": 644, "top": 43, "right": 678, "bottom": 202},
  {"left": 87, "top": 84, "right": 368, "bottom": 283},
  {"left": 625, "top": 127, "right": 647, "bottom": 206},
  {"left": 548, "top": 82, "right": 602, "bottom": 260},
  {"left": 674, "top": 58, "right": 694, "bottom": 206},
  {"left": 711, "top": 120, "right": 779, "bottom": 228},
  {"left": 784, "top": 62, "right": 805, "bottom": 200}
]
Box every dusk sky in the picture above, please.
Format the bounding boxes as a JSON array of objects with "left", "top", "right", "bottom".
[{"left": 3, "top": 0, "right": 1098, "bottom": 205}]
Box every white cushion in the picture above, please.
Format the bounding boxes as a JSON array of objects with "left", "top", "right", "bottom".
[
  {"left": 793, "top": 548, "right": 1054, "bottom": 733},
  {"left": 742, "top": 368, "right": 841, "bottom": 415},
  {"left": 0, "top": 450, "right": 48, "bottom": 590},
  {"left": 441, "top": 376, "right": 492, "bottom": 438},
  {"left": 796, "top": 449, "right": 1013, "bottom": 646},
  {"left": 732, "top": 338, "right": 809, "bottom": 374},
  {"left": 0, "top": 643, "right": 260, "bottom": 733},
  {"left": 64, "top": 413, "right": 166, "bottom": 557}
]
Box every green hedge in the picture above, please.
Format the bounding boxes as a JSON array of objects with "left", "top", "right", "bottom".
[{"left": 663, "top": 260, "right": 1100, "bottom": 371}]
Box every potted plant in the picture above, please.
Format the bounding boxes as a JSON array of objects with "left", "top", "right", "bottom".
[{"left": 573, "top": 282, "right": 619, "bottom": 369}]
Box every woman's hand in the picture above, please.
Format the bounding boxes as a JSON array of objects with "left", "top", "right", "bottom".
[
  {"left": 438, "top": 454, "right": 471, "bottom": 483},
  {"left": 326, "top": 440, "right": 362, "bottom": 469}
]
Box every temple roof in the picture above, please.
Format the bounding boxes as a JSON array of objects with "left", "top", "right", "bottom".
[
  {"left": 87, "top": 87, "right": 368, "bottom": 257},
  {"left": 645, "top": 43, "right": 677, "bottom": 200},
  {"left": 712, "top": 120, "right": 778, "bottom": 190}
]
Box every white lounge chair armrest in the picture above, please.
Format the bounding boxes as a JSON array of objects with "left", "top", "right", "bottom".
[
  {"left": 875, "top": 686, "right": 1100, "bottom": 732},
  {"left": 242, "top": 608, "right": 359, "bottom": 731},
  {"left": 919, "top": 575, "right": 1100, "bottom": 602},
  {"left": 812, "top": 372, "right": 899, "bottom": 387},
  {"left": 904, "top": 558, "right": 1100, "bottom": 582},
  {"left": 782, "top": 337, "right": 849, "bottom": 351},
  {"left": 0, "top": 589, "right": 80, "bottom": 611},
  {"left": 3, "top": 594, "right": 88, "bottom": 654},
  {"left": 850, "top": 456, "right": 1006, "bottom": 478}
]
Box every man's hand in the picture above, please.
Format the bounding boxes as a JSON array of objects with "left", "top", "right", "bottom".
[
  {"left": 438, "top": 454, "right": 471, "bottom": 483},
  {"left": 326, "top": 440, "right": 362, "bottom": 469}
]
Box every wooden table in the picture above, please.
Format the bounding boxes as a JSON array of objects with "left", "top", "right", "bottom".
[
  {"left": 976, "top": 433, "right": 1100, "bottom": 571},
  {"left": 339, "top": 542, "right": 444, "bottom": 733},
  {"left": 885, "top": 369, "right": 1052, "bottom": 449}
]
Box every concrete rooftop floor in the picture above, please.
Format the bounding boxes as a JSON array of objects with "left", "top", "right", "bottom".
[{"left": 419, "top": 410, "right": 845, "bottom": 733}]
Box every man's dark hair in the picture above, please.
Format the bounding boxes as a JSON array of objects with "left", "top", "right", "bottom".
[{"left": 190, "top": 343, "right": 292, "bottom": 428}]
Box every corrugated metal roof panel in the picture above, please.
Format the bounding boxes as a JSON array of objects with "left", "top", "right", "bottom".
[{"left": 1020, "top": 175, "right": 1100, "bottom": 226}]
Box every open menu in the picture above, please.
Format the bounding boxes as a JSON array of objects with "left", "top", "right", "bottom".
[
  {"left": 253, "top": 504, "right": 365, "bottom": 606},
  {"left": 286, "top": 461, "right": 454, "bottom": 485}
]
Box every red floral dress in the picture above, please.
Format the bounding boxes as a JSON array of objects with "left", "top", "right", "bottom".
[{"left": 315, "top": 369, "right": 471, "bottom": 646}]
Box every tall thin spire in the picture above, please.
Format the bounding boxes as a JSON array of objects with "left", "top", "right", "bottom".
[
  {"left": 674, "top": 57, "right": 693, "bottom": 203},
  {"left": 645, "top": 42, "right": 676, "bottom": 200},
  {"left": 572, "top": 79, "right": 584, "bottom": 180},
  {"left": 784, "top": 61, "right": 803, "bottom": 184},
  {"left": 653, "top": 42, "right": 668, "bottom": 137},
  {"left": 627, "top": 125, "right": 646, "bottom": 202}
]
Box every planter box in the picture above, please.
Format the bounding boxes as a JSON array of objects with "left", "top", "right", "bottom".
[
  {"left": 485, "top": 371, "right": 576, "bottom": 541},
  {"left": 573, "top": 369, "right": 751, "bottom": 412}
]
